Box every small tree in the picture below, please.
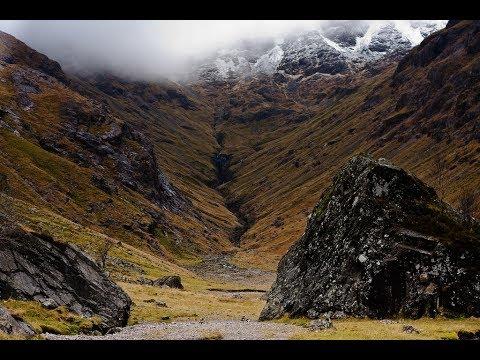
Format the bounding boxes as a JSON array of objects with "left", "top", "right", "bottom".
[
  {"left": 98, "top": 238, "right": 115, "bottom": 270},
  {"left": 432, "top": 153, "right": 448, "bottom": 199},
  {"left": 458, "top": 190, "right": 479, "bottom": 219}
]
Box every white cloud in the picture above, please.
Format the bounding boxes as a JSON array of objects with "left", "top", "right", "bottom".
[{"left": 0, "top": 20, "right": 446, "bottom": 80}]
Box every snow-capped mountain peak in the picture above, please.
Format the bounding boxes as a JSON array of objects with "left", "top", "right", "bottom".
[{"left": 192, "top": 20, "right": 448, "bottom": 83}]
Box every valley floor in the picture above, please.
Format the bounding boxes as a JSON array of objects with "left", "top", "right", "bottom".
[
  {"left": 3, "top": 251, "right": 480, "bottom": 340},
  {"left": 43, "top": 266, "right": 480, "bottom": 340}
]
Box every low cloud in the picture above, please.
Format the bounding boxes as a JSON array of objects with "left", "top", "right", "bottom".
[{"left": 0, "top": 20, "right": 446, "bottom": 81}]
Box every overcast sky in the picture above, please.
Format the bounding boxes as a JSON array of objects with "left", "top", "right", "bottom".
[{"left": 0, "top": 20, "right": 446, "bottom": 80}]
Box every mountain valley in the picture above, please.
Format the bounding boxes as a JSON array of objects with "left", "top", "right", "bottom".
[{"left": 0, "top": 19, "right": 479, "bottom": 340}]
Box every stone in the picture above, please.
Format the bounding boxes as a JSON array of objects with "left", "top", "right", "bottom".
[
  {"left": 152, "top": 275, "right": 184, "bottom": 289},
  {"left": 419, "top": 273, "right": 429, "bottom": 283},
  {"left": 402, "top": 325, "right": 420, "bottom": 334},
  {"left": 331, "top": 311, "right": 346, "bottom": 319},
  {"left": 457, "top": 330, "right": 480, "bottom": 340},
  {"left": 40, "top": 298, "right": 57, "bottom": 310},
  {"left": 260, "top": 155, "right": 480, "bottom": 321},
  {"left": 0, "top": 222, "right": 132, "bottom": 330},
  {"left": 106, "top": 327, "right": 122, "bottom": 335},
  {"left": 308, "top": 318, "right": 334, "bottom": 331},
  {"left": 138, "top": 277, "right": 154, "bottom": 286}
]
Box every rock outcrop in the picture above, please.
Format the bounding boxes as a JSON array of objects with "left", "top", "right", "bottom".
[
  {"left": 260, "top": 155, "right": 480, "bottom": 320},
  {"left": 457, "top": 330, "right": 480, "bottom": 340},
  {"left": 0, "top": 223, "right": 132, "bottom": 330},
  {"left": 57, "top": 101, "right": 184, "bottom": 211},
  {"left": 153, "top": 275, "right": 184, "bottom": 289}
]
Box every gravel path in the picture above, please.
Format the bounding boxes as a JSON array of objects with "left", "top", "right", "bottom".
[{"left": 44, "top": 320, "right": 304, "bottom": 340}]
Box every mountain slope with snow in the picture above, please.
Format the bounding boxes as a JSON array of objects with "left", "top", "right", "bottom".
[{"left": 192, "top": 20, "right": 447, "bottom": 82}]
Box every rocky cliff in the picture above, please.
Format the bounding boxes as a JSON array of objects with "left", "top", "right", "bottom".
[{"left": 260, "top": 155, "right": 480, "bottom": 320}]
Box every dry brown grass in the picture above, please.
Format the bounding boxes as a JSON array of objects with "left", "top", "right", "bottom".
[
  {"left": 279, "top": 317, "right": 480, "bottom": 340},
  {"left": 121, "top": 282, "right": 264, "bottom": 325},
  {"left": 200, "top": 330, "right": 224, "bottom": 340},
  {"left": 1, "top": 300, "right": 102, "bottom": 336}
]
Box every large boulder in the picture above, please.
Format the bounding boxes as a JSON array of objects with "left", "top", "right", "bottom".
[
  {"left": 152, "top": 275, "right": 184, "bottom": 289},
  {"left": 0, "top": 223, "right": 132, "bottom": 330},
  {"left": 260, "top": 155, "right": 480, "bottom": 320}
]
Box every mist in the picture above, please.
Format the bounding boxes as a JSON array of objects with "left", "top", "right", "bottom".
[{"left": 0, "top": 20, "right": 446, "bottom": 81}]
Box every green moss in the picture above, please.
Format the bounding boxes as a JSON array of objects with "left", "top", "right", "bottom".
[
  {"left": 0, "top": 128, "right": 106, "bottom": 208},
  {"left": 405, "top": 201, "right": 480, "bottom": 249}
]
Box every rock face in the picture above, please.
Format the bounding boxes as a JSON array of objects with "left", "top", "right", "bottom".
[
  {"left": 0, "top": 223, "right": 132, "bottom": 330},
  {"left": 260, "top": 155, "right": 480, "bottom": 320},
  {"left": 57, "top": 101, "right": 184, "bottom": 211}
]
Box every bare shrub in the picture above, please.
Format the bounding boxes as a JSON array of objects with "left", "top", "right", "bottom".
[
  {"left": 431, "top": 153, "right": 448, "bottom": 199},
  {"left": 98, "top": 238, "right": 115, "bottom": 270},
  {"left": 458, "top": 190, "right": 479, "bottom": 219}
]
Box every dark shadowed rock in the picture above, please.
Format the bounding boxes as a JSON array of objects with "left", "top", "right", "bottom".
[
  {"left": 402, "top": 325, "right": 420, "bottom": 334},
  {"left": 152, "top": 275, "right": 184, "bottom": 289},
  {"left": 457, "top": 330, "right": 480, "bottom": 340},
  {"left": 260, "top": 155, "right": 480, "bottom": 320},
  {"left": 0, "top": 223, "right": 132, "bottom": 330},
  {"left": 0, "top": 305, "right": 35, "bottom": 336}
]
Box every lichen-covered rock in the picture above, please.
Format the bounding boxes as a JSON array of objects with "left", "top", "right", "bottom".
[
  {"left": 260, "top": 155, "right": 480, "bottom": 320},
  {"left": 0, "top": 223, "right": 132, "bottom": 330},
  {"left": 308, "top": 318, "right": 334, "bottom": 331}
]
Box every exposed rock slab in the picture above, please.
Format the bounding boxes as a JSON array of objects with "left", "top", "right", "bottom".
[
  {"left": 260, "top": 155, "right": 480, "bottom": 320},
  {"left": 0, "top": 223, "right": 132, "bottom": 330}
]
